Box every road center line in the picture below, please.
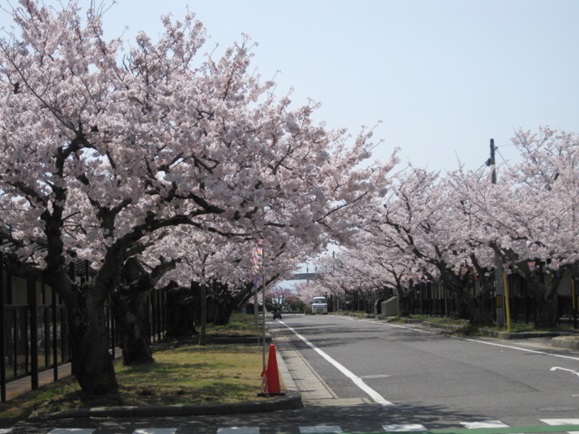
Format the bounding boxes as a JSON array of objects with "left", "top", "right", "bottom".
[{"left": 278, "top": 320, "right": 394, "bottom": 406}]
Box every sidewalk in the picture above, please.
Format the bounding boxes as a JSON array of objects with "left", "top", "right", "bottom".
[
  {"left": 2, "top": 347, "right": 124, "bottom": 403},
  {"left": 2, "top": 362, "right": 72, "bottom": 402}
]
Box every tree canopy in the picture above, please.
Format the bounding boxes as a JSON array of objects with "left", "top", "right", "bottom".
[{"left": 0, "top": 0, "right": 396, "bottom": 393}]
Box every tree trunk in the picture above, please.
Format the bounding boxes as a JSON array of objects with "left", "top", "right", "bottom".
[
  {"left": 165, "top": 285, "right": 197, "bottom": 337},
  {"left": 111, "top": 289, "right": 154, "bottom": 365},
  {"left": 42, "top": 215, "right": 119, "bottom": 395},
  {"left": 535, "top": 293, "right": 559, "bottom": 327},
  {"left": 470, "top": 254, "right": 495, "bottom": 326},
  {"left": 530, "top": 273, "right": 560, "bottom": 328},
  {"left": 68, "top": 288, "right": 118, "bottom": 395},
  {"left": 199, "top": 282, "right": 207, "bottom": 345},
  {"left": 210, "top": 300, "right": 234, "bottom": 325},
  {"left": 111, "top": 257, "right": 177, "bottom": 364},
  {"left": 470, "top": 285, "right": 494, "bottom": 326},
  {"left": 434, "top": 261, "right": 476, "bottom": 320},
  {"left": 517, "top": 264, "right": 563, "bottom": 328}
]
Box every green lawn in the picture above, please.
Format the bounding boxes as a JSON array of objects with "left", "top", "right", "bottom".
[{"left": 0, "top": 313, "right": 269, "bottom": 422}]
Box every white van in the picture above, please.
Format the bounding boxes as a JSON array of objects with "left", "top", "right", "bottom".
[{"left": 311, "top": 296, "right": 328, "bottom": 314}]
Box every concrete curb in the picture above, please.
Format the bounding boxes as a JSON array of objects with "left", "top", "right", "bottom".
[
  {"left": 552, "top": 335, "right": 579, "bottom": 350},
  {"left": 48, "top": 392, "right": 303, "bottom": 419},
  {"left": 415, "top": 320, "right": 579, "bottom": 349}
]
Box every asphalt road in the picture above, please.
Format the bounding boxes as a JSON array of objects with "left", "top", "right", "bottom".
[
  {"left": 6, "top": 313, "right": 579, "bottom": 433},
  {"left": 273, "top": 313, "right": 579, "bottom": 429}
]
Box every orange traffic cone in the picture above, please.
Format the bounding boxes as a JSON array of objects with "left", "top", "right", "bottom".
[{"left": 258, "top": 344, "right": 285, "bottom": 396}]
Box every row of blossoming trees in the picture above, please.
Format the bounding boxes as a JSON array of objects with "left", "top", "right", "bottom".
[
  {"left": 0, "top": 1, "right": 398, "bottom": 395},
  {"left": 313, "top": 128, "right": 578, "bottom": 327},
  {"left": 0, "top": 0, "right": 576, "bottom": 398}
]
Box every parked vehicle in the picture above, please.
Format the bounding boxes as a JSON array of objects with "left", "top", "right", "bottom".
[{"left": 311, "top": 296, "right": 328, "bottom": 314}]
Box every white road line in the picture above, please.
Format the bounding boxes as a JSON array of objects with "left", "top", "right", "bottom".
[
  {"left": 382, "top": 423, "right": 427, "bottom": 432},
  {"left": 217, "top": 428, "right": 260, "bottom": 434},
  {"left": 541, "top": 418, "right": 579, "bottom": 434},
  {"left": 460, "top": 420, "right": 509, "bottom": 429},
  {"left": 550, "top": 366, "right": 579, "bottom": 378},
  {"left": 133, "top": 429, "right": 177, "bottom": 434},
  {"left": 299, "top": 425, "right": 342, "bottom": 433},
  {"left": 279, "top": 320, "right": 394, "bottom": 406},
  {"left": 374, "top": 319, "right": 579, "bottom": 362},
  {"left": 48, "top": 430, "right": 96, "bottom": 434},
  {"left": 461, "top": 337, "right": 579, "bottom": 362}
]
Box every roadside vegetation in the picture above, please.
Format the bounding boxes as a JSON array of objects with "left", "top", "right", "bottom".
[
  {"left": 330, "top": 311, "right": 578, "bottom": 337},
  {"left": 385, "top": 314, "right": 578, "bottom": 336},
  {"left": 0, "top": 313, "right": 267, "bottom": 424}
]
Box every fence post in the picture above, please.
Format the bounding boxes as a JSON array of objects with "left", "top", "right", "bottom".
[
  {"left": 0, "top": 253, "right": 5, "bottom": 402},
  {"left": 573, "top": 277, "right": 577, "bottom": 329},
  {"left": 51, "top": 281, "right": 59, "bottom": 381},
  {"left": 27, "top": 278, "right": 38, "bottom": 390}
]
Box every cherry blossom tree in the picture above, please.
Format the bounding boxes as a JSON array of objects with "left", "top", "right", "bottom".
[
  {"left": 266, "top": 287, "right": 298, "bottom": 310},
  {"left": 507, "top": 128, "right": 578, "bottom": 272},
  {"left": 343, "top": 168, "right": 491, "bottom": 323},
  {"left": 111, "top": 255, "right": 178, "bottom": 364},
  {"left": 292, "top": 280, "right": 323, "bottom": 307},
  {"left": 450, "top": 127, "right": 578, "bottom": 326},
  {"left": 320, "top": 250, "right": 385, "bottom": 312},
  {"left": 333, "top": 232, "right": 421, "bottom": 315},
  {"left": 0, "top": 0, "right": 395, "bottom": 394},
  {"left": 314, "top": 129, "right": 576, "bottom": 326},
  {"left": 345, "top": 167, "right": 496, "bottom": 322}
]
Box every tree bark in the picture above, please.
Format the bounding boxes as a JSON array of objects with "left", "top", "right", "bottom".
[
  {"left": 111, "top": 288, "right": 154, "bottom": 365},
  {"left": 165, "top": 285, "right": 198, "bottom": 337},
  {"left": 206, "top": 280, "right": 257, "bottom": 326},
  {"left": 111, "top": 257, "right": 177, "bottom": 364},
  {"left": 199, "top": 282, "right": 207, "bottom": 345},
  {"left": 535, "top": 293, "right": 559, "bottom": 327},
  {"left": 42, "top": 211, "right": 119, "bottom": 395},
  {"left": 526, "top": 269, "right": 561, "bottom": 327},
  {"left": 68, "top": 286, "right": 118, "bottom": 394}
]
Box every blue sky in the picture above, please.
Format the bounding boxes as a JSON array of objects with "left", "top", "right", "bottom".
[{"left": 2, "top": 0, "right": 578, "bottom": 172}]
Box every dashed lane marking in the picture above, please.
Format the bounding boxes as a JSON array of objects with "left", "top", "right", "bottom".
[
  {"left": 382, "top": 423, "right": 427, "bottom": 432},
  {"left": 460, "top": 420, "right": 510, "bottom": 429},
  {"left": 542, "top": 418, "right": 579, "bottom": 434},
  {"left": 48, "top": 430, "right": 96, "bottom": 434},
  {"left": 299, "top": 426, "right": 343, "bottom": 433},
  {"left": 216, "top": 428, "right": 260, "bottom": 434},
  {"left": 133, "top": 429, "right": 178, "bottom": 434}
]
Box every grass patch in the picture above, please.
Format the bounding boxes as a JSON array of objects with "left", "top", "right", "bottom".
[
  {"left": 206, "top": 312, "right": 262, "bottom": 337},
  {"left": 387, "top": 315, "right": 469, "bottom": 326},
  {"left": 0, "top": 313, "right": 268, "bottom": 424},
  {"left": 421, "top": 316, "right": 469, "bottom": 326},
  {"left": 488, "top": 323, "right": 536, "bottom": 333},
  {"left": 331, "top": 311, "right": 367, "bottom": 318},
  {"left": 487, "top": 322, "right": 577, "bottom": 333},
  {"left": 391, "top": 314, "right": 578, "bottom": 336}
]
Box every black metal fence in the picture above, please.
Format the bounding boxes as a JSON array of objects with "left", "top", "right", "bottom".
[
  {"left": 406, "top": 290, "right": 577, "bottom": 325},
  {"left": 0, "top": 268, "right": 168, "bottom": 402},
  {"left": 405, "top": 274, "right": 578, "bottom": 327}
]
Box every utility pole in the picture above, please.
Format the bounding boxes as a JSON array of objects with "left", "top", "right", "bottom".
[
  {"left": 490, "top": 138, "right": 497, "bottom": 184},
  {"left": 490, "top": 138, "right": 506, "bottom": 327}
]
